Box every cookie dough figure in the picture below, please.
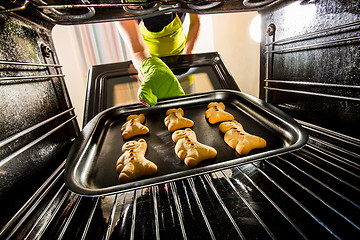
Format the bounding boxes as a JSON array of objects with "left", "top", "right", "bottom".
[
  {"left": 219, "top": 120, "right": 267, "bottom": 155},
  {"left": 205, "top": 102, "right": 234, "bottom": 124},
  {"left": 120, "top": 114, "right": 149, "bottom": 139},
  {"left": 116, "top": 139, "right": 157, "bottom": 183},
  {"left": 164, "top": 108, "right": 194, "bottom": 132},
  {"left": 172, "top": 128, "right": 217, "bottom": 167},
  {"left": 116, "top": 14, "right": 200, "bottom": 106}
]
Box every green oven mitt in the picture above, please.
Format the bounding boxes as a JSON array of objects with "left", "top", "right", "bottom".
[{"left": 138, "top": 56, "right": 185, "bottom": 106}]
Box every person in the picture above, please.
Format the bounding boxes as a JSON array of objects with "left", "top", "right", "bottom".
[{"left": 116, "top": 13, "right": 200, "bottom": 106}]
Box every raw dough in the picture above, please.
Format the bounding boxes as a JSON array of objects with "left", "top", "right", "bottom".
[
  {"left": 172, "top": 128, "right": 217, "bottom": 167},
  {"left": 116, "top": 139, "right": 157, "bottom": 183},
  {"left": 219, "top": 120, "right": 267, "bottom": 155},
  {"left": 205, "top": 102, "right": 234, "bottom": 124},
  {"left": 164, "top": 108, "right": 194, "bottom": 132},
  {"left": 121, "top": 114, "right": 149, "bottom": 139}
]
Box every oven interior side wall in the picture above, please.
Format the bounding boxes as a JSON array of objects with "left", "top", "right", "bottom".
[
  {"left": 259, "top": 0, "right": 360, "bottom": 141},
  {"left": 0, "top": 13, "right": 79, "bottom": 227}
]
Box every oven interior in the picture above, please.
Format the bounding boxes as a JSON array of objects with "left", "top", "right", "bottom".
[{"left": 1, "top": 0, "right": 360, "bottom": 239}]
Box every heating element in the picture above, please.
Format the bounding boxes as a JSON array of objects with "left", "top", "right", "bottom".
[
  {"left": 1, "top": 0, "right": 360, "bottom": 239},
  {"left": 0, "top": 0, "right": 283, "bottom": 24}
]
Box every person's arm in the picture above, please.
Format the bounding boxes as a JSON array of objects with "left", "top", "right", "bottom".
[
  {"left": 115, "top": 20, "right": 151, "bottom": 70},
  {"left": 116, "top": 20, "right": 184, "bottom": 106},
  {"left": 183, "top": 14, "right": 201, "bottom": 54}
]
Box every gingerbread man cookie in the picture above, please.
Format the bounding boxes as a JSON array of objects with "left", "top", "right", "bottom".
[
  {"left": 172, "top": 128, "right": 217, "bottom": 167},
  {"left": 164, "top": 108, "right": 194, "bottom": 132},
  {"left": 205, "top": 102, "right": 234, "bottom": 124},
  {"left": 219, "top": 120, "right": 267, "bottom": 155},
  {"left": 116, "top": 139, "right": 157, "bottom": 183},
  {"left": 121, "top": 114, "right": 149, "bottom": 139}
]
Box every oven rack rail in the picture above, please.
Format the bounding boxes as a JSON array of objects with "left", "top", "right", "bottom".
[
  {"left": 1, "top": 119, "right": 359, "bottom": 239},
  {"left": 0, "top": 108, "right": 76, "bottom": 163},
  {"left": 0, "top": 59, "right": 79, "bottom": 134},
  {"left": 0, "top": 47, "right": 80, "bottom": 238},
  {"left": 264, "top": 20, "right": 360, "bottom": 52},
  {"left": 262, "top": 18, "right": 360, "bottom": 141},
  {"left": 0, "top": 0, "right": 282, "bottom": 24},
  {"left": 264, "top": 20, "right": 360, "bottom": 92}
]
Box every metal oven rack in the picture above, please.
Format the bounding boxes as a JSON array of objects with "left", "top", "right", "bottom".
[{"left": 2, "top": 126, "right": 359, "bottom": 239}]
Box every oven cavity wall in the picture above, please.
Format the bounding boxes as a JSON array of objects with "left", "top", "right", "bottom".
[
  {"left": 259, "top": 0, "right": 360, "bottom": 144},
  {"left": 0, "top": 12, "right": 79, "bottom": 228}
]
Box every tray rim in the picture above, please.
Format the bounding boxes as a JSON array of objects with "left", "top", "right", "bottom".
[{"left": 65, "top": 90, "right": 308, "bottom": 196}]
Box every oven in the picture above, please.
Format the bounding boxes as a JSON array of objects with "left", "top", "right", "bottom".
[{"left": 1, "top": 0, "right": 359, "bottom": 239}]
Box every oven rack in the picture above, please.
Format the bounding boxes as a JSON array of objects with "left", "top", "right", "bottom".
[{"left": 1, "top": 119, "right": 359, "bottom": 239}]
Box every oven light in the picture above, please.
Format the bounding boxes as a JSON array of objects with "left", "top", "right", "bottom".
[
  {"left": 283, "top": 2, "right": 317, "bottom": 28},
  {"left": 249, "top": 14, "right": 261, "bottom": 43}
]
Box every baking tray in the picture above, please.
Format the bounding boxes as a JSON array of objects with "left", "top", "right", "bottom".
[{"left": 65, "top": 90, "right": 308, "bottom": 196}]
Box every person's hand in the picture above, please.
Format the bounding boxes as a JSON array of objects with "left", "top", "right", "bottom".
[{"left": 137, "top": 57, "right": 185, "bottom": 106}]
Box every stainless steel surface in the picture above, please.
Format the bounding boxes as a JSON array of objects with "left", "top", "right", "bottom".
[
  {"left": 243, "top": 0, "right": 276, "bottom": 8},
  {"left": 0, "top": 74, "right": 65, "bottom": 82},
  {"left": 0, "top": 0, "right": 30, "bottom": 14},
  {"left": 0, "top": 0, "right": 286, "bottom": 24},
  {"left": 0, "top": 60, "right": 62, "bottom": 67},
  {"left": 34, "top": 0, "right": 96, "bottom": 20},
  {"left": 264, "top": 35, "right": 360, "bottom": 54}
]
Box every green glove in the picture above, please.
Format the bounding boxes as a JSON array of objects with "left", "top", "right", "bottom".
[{"left": 137, "top": 56, "right": 185, "bottom": 106}]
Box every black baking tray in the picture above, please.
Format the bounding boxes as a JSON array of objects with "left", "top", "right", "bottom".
[{"left": 65, "top": 90, "right": 308, "bottom": 196}]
